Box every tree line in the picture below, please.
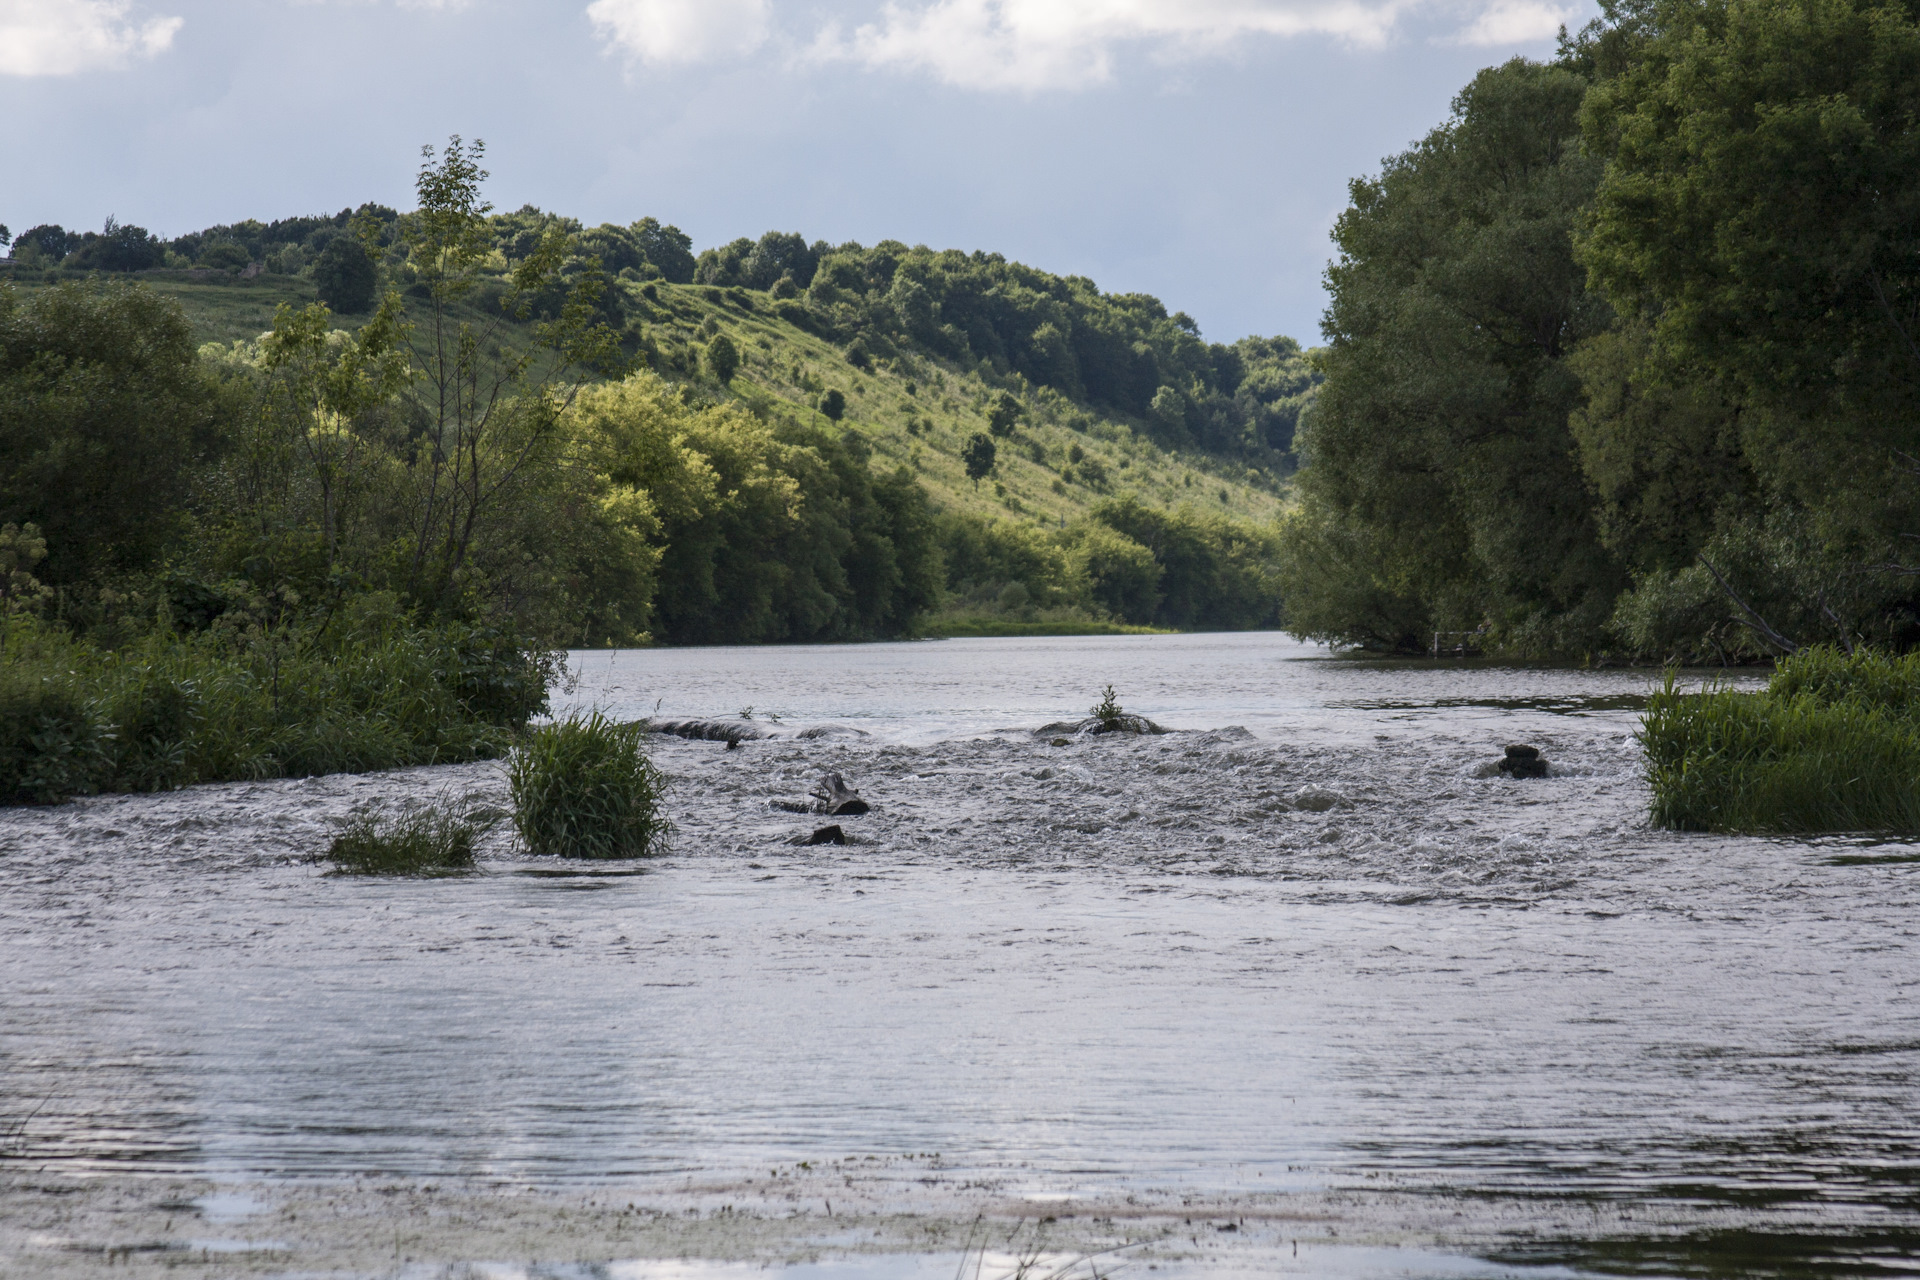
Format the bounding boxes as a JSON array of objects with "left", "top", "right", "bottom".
[{"left": 1278, "top": 0, "right": 1920, "bottom": 661}]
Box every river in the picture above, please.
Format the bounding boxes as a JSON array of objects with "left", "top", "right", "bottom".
[{"left": 2, "top": 633, "right": 1915, "bottom": 1278}]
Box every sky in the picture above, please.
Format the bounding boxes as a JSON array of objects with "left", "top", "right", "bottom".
[{"left": 0, "top": 0, "right": 1595, "bottom": 345}]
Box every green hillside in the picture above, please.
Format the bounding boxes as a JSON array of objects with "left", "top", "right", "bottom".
[
  {"left": 0, "top": 264, "right": 1291, "bottom": 530},
  {"left": 4, "top": 190, "right": 1319, "bottom": 641}
]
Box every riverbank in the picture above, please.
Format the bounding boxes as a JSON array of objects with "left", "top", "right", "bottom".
[
  {"left": 0, "top": 1166, "right": 1862, "bottom": 1278},
  {"left": 916, "top": 615, "right": 1173, "bottom": 638}
]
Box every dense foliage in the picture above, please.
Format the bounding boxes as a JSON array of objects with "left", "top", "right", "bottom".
[
  {"left": 1644, "top": 648, "right": 1920, "bottom": 833},
  {"left": 934, "top": 498, "right": 1281, "bottom": 633},
  {"left": 1281, "top": 0, "right": 1920, "bottom": 660}
]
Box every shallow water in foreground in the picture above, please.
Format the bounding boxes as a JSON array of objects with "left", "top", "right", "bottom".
[{"left": 2, "top": 633, "right": 1916, "bottom": 1278}]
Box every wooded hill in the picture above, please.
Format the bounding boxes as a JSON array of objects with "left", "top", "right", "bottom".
[
  {"left": 2, "top": 181, "right": 1316, "bottom": 645},
  {"left": 2, "top": 213, "right": 1314, "bottom": 531}
]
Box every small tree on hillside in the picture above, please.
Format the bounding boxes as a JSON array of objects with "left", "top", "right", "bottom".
[
  {"left": 987, "top": 390, "right": 1020, "bottom": 437},
  {"left": 819, "top": 388, "right": 846, "bottom": 422},
  {"left": 707, "top": 333, "right": 740, "bottom": 384},
  {"left": 962, "top": 433, "right": 996, "bottom": 489}
]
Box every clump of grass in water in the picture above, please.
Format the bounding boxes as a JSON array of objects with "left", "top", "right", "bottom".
[
  {"left": 1090, "top": 684, "right": 1123, "bottom": 730},
  {"left": 1643, "top": 645, "right": 1920, "bottom": 834},
  {"left": 326, "top": 804, "right": 492, "bottom": 876},
  {"left": 509, "top": 711, "right": 672, "bottom": 858}
]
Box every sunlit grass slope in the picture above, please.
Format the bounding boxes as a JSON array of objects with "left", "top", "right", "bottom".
[{"left": 6, "top": 269, "right": 1284, "bottom": 530}]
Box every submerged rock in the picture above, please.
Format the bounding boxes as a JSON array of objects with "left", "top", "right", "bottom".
[
  {"left": 1033, "top": 714, "right": 1168, "bottom": 738},
  {"left": 1498, "top": 744, "right": 1550, "bottom": 778},
  {"left": 799, "top": 824, "right": 845, "bottom": 846},
  {"left": 646, "top": 719, "right": 768, "bottom": 745},
  {"left": 1293, "top": 788, "right": 1349, "bottom": 812},
  {"left": 794, "top": 724, "right": 870, "bottom": 740}
]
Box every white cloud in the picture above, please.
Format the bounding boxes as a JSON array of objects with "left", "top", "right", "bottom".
[
  {"left": 586, "top": 0, "right": 771, "bottom": 65},
  {"left": 1451, "top": 0, "right": 1572, "bottom": 44},
  {"left": 0, "top": 0, "right": 182, "bottom": 75},
  {"left": 812, "top": 0, "right": 1413, "bottom": 92}
]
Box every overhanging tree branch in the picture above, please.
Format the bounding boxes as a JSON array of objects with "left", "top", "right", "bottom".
[{"left": 1698, "top": 554, "right": 1799, "bottom": 654}]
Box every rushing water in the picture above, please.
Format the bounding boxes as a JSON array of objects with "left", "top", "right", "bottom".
[{"left": 3, "top": 634, "right": 1917, "bottom": 1277}]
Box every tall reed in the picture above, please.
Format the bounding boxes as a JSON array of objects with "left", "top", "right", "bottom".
[
  {"left": 509, "top": 711, "right": 672, "bottom": 858},
  {"left": 327, "top": 804, "right": 490, "bottom": 876}
]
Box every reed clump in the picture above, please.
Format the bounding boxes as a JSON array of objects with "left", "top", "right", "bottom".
[
  {"left": 509, "top": 711, "right": 672, "bottom": 859},
  {"left": 326, "top": 804, "right": 491, "bottom": 876},
  {"left": 1644, "top": 646, "right": 1920, "bottom": 834}
]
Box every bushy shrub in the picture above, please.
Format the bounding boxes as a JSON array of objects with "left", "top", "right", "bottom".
[
  {"left": 0, "top": 607, "right": 541, "bottom": 806},
  {"left": 509, "top": 712, "right": 671, "bottom": 858},
  {"left": 0, "top": 669, "right": 101, "bottom": 804}
]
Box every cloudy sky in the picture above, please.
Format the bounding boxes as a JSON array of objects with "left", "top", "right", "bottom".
[{"left": 1, "top": 0, "right": 1590, "bottom": 343}]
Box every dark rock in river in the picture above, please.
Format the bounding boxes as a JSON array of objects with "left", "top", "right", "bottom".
[
  {"left": 799, "top": 825, "right": 845, "bottom": 846},
  {"left": 646, "top": 719, "right": 768, "bottom": 745},
  {"left": 813, "top": 773, "right": 870, "bottom": 816},
  {"left": 1498, "top": 744, "right": 1549, "bottom": 778},
  {"left": 1293, "top": 787, "right": 1349, "bottom": 812},
  {"left": 1033, "top": 714, "right": 1168, "bottom": 738}
]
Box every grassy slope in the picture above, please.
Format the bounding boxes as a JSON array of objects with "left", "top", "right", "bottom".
[
  {"left": 650, "top": 282, "right": 1285, "bottom": 528},
  {"left": 9, "top": 268, "right": 1284, "bottom": 532}
]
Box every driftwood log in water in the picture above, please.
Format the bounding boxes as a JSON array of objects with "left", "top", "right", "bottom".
[{"left": 813, "top": 773, "right": 870, "bottom": 816}]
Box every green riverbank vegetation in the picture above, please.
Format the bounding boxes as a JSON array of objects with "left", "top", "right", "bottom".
[
  {"left": 1278, "top": 0, "right": 1920, "bottom": 665},
  {"left": 1270, "top": 0, "right": 1920, "bottom": 833},
  {"left": 1645, "top": 648, "right": 1920, "bottom": 834}
]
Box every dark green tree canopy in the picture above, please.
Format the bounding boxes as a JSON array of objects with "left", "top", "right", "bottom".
[
  {"left": 67, "top": 219, "right": 163, "bottom": 273},
  {"left": 1281, "top": 57, "right": 1621, "bottom": 653},
  {"left": 987, "top": 390, "right": 1021, "bottom": 437},
  {"left": 706, "top": 333, "right": 740, "bottom": 384},
  {"left": 313, "top": 235, "right": 377, "bottom": 313},
  {"left": 13, "top": 225, "right": 72, "bottom": 262},
  {"left": 819, "top": 388, "right": 846, "bottom": 422},
  {"left": 1578, "top": 0, "right": 1920, "bottom": 539},
  {"left": 0, "top": 281, "right": 221, "bottom": 584},
  {"left": 961, "top": 433, "right": 996, "bottom": 488}
]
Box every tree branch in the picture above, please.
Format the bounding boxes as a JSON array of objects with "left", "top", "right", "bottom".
[{"left": 1698, "top": 554, "right": 1799, "bottom": 654}]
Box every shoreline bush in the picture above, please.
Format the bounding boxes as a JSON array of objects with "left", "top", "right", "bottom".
[
  {"left": 0, "top": 601, "right": 549, "bottom": 806},
  {"left": 509, "top": 711, "right": 671, "bottom": 859},
  {"left": 1643, "top": 647, "right": 1920, "bottom": 834}
]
